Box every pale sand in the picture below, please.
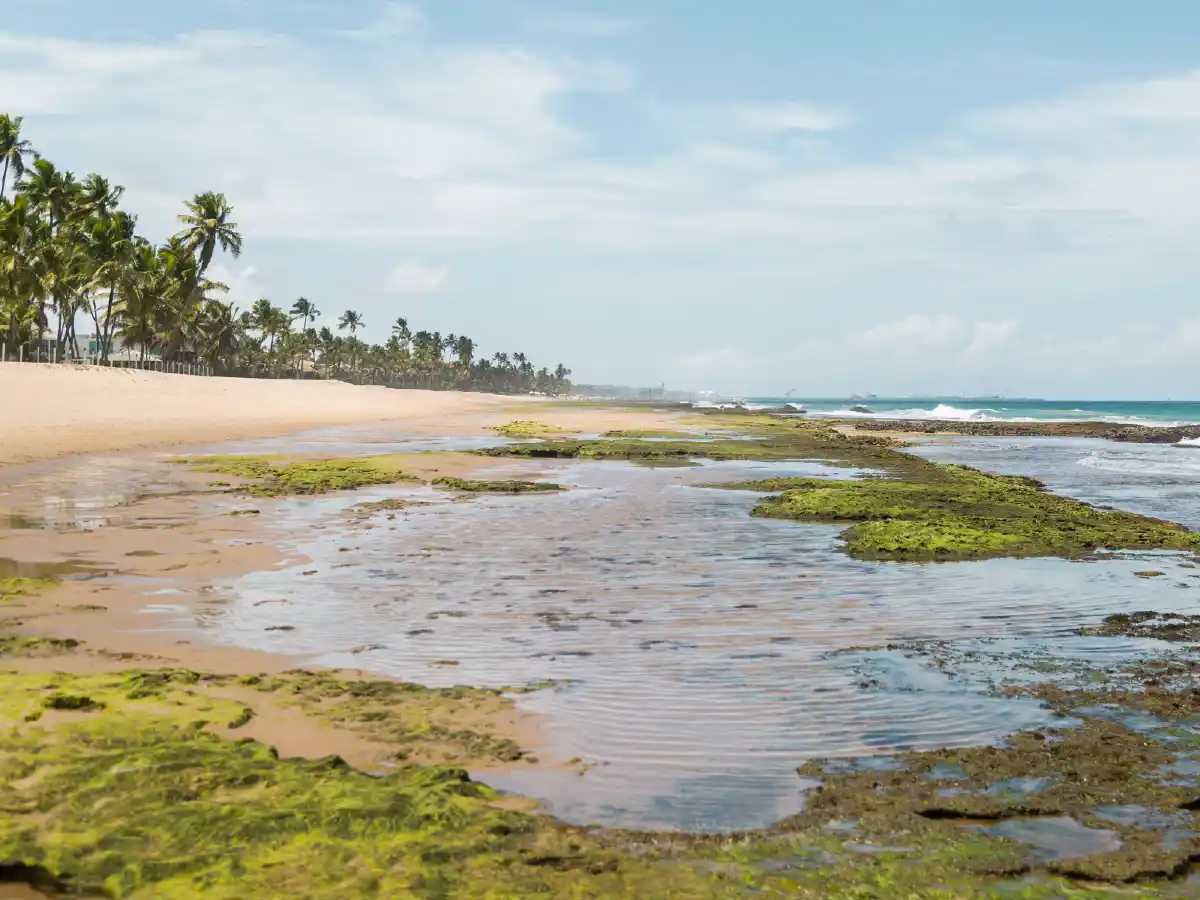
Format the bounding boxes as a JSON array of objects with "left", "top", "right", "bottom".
[
  {"left": 0, "top": 364, "right": 689, "bottom": 467},
  {"left": 0, "top": 363, "right": 517, "bottom": 466}
]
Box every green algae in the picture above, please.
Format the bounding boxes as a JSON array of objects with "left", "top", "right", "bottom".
[
  {"left": 431, "top": 477, "right": 565, "bottom": 494},
  {"left": 600, "top": 429, "right": 695, "bottom": 439},
  {"left": 235, "top": 670, "right": 535, "bottom": 766},
  {"left": 0, "top": 577, "right": 59, "bottom": 602},
  {"left": 488, "top": 420, "right": 577, "bottom": 439},
  {"left": 743, "top": 464, "right": 1200, "bottom": 561},
  {"left": 175, "top": 455, "right": 417, "bottom": 497},
  {"left": 0, "top": 660, "right": 1183, "bottom": 897},
  {"left": 0, "top": 635, "right": 80, "bottom": 657},
  {"left": 1080, "top": 611, "right": 1200, "bottom": 643}
]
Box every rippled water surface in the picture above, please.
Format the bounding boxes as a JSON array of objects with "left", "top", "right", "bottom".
[{"left": 184, "top": 440, "right": 1200, "bottom": 830}]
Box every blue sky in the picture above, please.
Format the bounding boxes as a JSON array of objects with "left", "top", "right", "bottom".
[{"left": 6, "top": 1, "right": 1200, "bottom": 397}]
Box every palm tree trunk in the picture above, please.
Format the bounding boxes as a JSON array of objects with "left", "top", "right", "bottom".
[
  {"left": 1, "top": 157, "right": 8, "bottom": 199},
  {"left": 100, "top": 278, "right": 117, "bottom": 363}
]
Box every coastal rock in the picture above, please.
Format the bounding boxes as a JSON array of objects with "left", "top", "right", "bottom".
[{"left": 844, "top": 419, "right": 1200, "bottom": 444}]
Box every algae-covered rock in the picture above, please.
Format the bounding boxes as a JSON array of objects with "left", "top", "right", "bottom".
[
  {"left": 431, "top": 477, "right": 565, "bottom": 494},
  {"left": 0, "top": 577, "right": 59, "bottom": 602},
  {"left": 1080, "top": 611, "right": 1200, "bottom": 643},
  {"left": 175, "top": 455, "right": 416, "bottom": 497},
  {"left": 744, "top": 464, "right": 1200, "bottom": 561},
  {"left": 488, "top": 420, "right": 577, "bottom": 438}
]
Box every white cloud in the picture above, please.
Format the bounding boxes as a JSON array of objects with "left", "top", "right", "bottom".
[
  {"left": 9, "top": 10, "right": 1200, "bottom": 390},
  {"left": 384, "top": 261, "right": 448, "bottom": 295},
  {"left": 335, "top": 1, "right": 428, "bottom": 40},
  {"left": 523, "top": 13, "right": 642, "bottom": 38},
  {"left": 730, "top": 101, "right": 851, "bottom": 134},
  {"left": 206, "top": 264, "right": 262, "bottom": 309}
]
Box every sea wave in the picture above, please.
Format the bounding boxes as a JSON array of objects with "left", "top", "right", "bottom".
[
  {"left": 1179, "top": 438, "right": 1200, "bottom": 447},
  {"left": 812, "top": 404, "right": 1003, "bottom": 422}
]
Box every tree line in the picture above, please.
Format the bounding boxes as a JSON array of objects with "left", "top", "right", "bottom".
[{"left": 0, "top": 114, "right": 573, "bottom": 394}]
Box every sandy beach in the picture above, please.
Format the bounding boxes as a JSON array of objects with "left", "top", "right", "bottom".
[{"left": 0, "top": 364, "right": 528, "bottom": 467}]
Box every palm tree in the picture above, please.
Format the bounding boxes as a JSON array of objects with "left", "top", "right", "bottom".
[
  {"left": 0, "top": 114, "right": 33, "bottom": 199},
  {"left": 88, "top": 210, "right": 137, "bottom": 361},
  {"left": 251, "top": 298, "right": 276, "bottom": 349},
  {"left": 195, "top": 299, "right": 242, "bottom": 373},
  {"left": 18, "top": 158, "right": 79, "bottom": 234},
  {"left": 391, "top": 316, "right": 410, "bottom": 348},
  {"left": 338, "top": 309, "right": 363, "bottom": 335},
  {"left": 290, "top": 297, "right": 319, "bottom": 333},
  {"left": 174, "top": 192, "right": 242, "bottom": 278},
  {"left": 80, "top": 174, "right": 125, "bottom": 219}
]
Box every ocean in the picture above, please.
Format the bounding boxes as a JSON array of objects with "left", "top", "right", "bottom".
[{"left": 739, "top": 398, "right": 1200, "bottom": 428}]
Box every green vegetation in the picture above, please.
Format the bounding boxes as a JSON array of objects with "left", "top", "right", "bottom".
[
  {"left": 432, "top": 477, "right": 565, "bottom": 494},
  {"left": 176, "top": 455, "right": 416, "bottom": 497},
  {"left": 744, "top": 464, "right": 1200, "bottom": 561},
  {"left": 0, "top": 581, "right": 1184, "bottom": 895},
  {"left": 0, "top": 114, "right": 573, "bottom": 392},
  {"left": 477, "top": 436, "right": 862, "bottom": 464},
  {"left": 488, "top": 421, "right": 577, "bottom": 439},
  {"left": 0, "top": 665, "right": 1166, "bottom": 898},
  {"left": 0, "top": 635, "right": 79, "bottom": 657},
  {"left": 236, "top": 670, "right": 532, "bottom": 765},
  {"left": 600, "top": 429, "right": 695, "bottom": 439},
  {"left": 1079, "top": 610, "right": 1200, "bottom": 642},
  {"left": 0, "top": 576, "right": 59, "bottom": 602}
]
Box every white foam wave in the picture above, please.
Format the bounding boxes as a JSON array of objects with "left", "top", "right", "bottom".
[
  {"left": 812, "top": 404, "right": 1001, "bottom": 422},
  {"left": 1179, "top": 438, "right": 1200, "bottom": 447},
  {"left": 1093, "top": 415, "right": 1194, "bottom": 428}
]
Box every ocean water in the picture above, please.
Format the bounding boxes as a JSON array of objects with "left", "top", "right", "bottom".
[{"left": 735, "top": 398, "right": 1200, "bottom": 427}]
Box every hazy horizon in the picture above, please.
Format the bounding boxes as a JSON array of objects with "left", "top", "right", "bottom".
[{"left": 7, "top": 1, "right": 1200, "bottom": 397}]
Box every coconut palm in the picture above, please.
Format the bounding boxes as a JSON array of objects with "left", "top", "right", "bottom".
[
  {"left": 17, "top": 158, "right": 79, "bottom": 234},
  {"left": 338, "top": 309, "right": 363, "bottom": 335},
  {"left": 195, "top": 299, "right": 242, "bottom": 372},
  {"left": 174, "top": 192, "right": 242, "bottom": 278},
  {"left": 290, "top": 297, "right": 319, "bottom": 333},
  {"left": 88, "top": 210, "right": 138, "bottom": 361},
  {"left": 80, "top": 174, "right": 125, "bottom": 220},
  {"left": 0, "top": 114, "right": 33, "bottom": 199}
]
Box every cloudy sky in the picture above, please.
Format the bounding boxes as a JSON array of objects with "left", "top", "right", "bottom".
[{"left": 6, "top": 1, "right": 1200, "bottom": 397}]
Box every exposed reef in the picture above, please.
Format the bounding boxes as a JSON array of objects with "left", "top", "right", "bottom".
[
  {"left": 175, "top": 455, "right": 416, "bottom": 497},
  {"left": 740, "top": 464, "right": 1200, "bottom": 561},
  {"left": 431, "top": 477, "right": 566, "bottom": 494},
  {"left": 481, "top": 419, "right": 1200, "bottom": 562},
  {"left": 488, "top": 420, "right": 577, "bottom": 439},
  {"left": 823, "top": 417, "right": 1200, "bottom": 444}
]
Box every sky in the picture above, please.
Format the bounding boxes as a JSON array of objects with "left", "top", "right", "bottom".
[{"left": 5, "top": 1, "right": 1200, "bottom": 398}]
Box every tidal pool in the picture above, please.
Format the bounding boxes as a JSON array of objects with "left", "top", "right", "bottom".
[{"left": 189, "top": 444, "right": 1200, "bottom": 831}]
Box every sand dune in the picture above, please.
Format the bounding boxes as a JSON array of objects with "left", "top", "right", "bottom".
[{"left": 0, "top": 363, "right": 518, "bottom": 466}]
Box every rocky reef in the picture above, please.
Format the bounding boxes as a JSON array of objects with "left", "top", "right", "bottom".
[{"left": 729, "top": 464, "right": 1200, "bottom": 561}]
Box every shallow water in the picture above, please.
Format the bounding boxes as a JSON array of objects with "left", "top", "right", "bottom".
[
  {"left": 909, "top": 436, "right": 1200, "bottom": 528},
  {"left": 5, "top": 432, "right": 1196, "bottom": 831},
  {"left": 184, "top": 447, "right": 1200, "bottom": 831}
]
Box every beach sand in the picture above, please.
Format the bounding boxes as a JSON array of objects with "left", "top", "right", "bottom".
[
  {"left": 0, "top": 364, "right": 686, "bottom": 466},
  {"left": 0, "top": 363, "right": 522, "bottom": 466}
]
